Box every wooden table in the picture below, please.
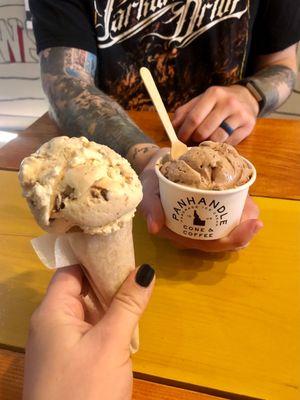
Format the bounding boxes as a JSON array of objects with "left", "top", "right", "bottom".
[
  {"left": 1, "top": 112, "right": 300, "bottom": 200},
  {"left": 0, "top": 112, "right": 300, "bottom": 400}
]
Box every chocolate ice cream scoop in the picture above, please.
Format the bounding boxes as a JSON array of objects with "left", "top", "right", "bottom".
[{"left": 160, "top": 141, "right": 253, "bottom": 190}]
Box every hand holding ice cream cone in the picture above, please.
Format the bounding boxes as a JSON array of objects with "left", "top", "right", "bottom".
[
  {"left": 19, "top": 136, "right": 144, "bottom": 352},
  {"left": 23, "top": 264, "right": 155, "bottom": 400}
]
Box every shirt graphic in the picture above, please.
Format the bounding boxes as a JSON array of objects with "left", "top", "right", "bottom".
[
  {"left": 93, "top": 0, "right": 250, "bottom": 111},
  {"left": 95, "top": 0, "right": 248, "bottom": 49}
]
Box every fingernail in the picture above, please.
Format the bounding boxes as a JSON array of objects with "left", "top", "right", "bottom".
[{"left": 135, "top": 264, "right": 155, "bottom": 287}]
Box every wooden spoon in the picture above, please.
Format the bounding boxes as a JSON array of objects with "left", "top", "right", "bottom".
[{"left": 140, "top": 67, "right": 188, "bottom": 160}]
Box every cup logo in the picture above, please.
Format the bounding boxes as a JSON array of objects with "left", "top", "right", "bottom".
[
  {"left": 171, "top": 196, "right": 228, "bottom": 239},
  {"left": 193, "top": 210, "right": 205, "bottom": 226}
]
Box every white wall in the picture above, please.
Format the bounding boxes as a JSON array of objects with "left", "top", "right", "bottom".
[{"left": 0, "top": 0, "right": 47, "bottom": 130}]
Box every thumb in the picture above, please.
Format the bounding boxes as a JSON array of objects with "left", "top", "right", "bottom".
[
  {"left": 146, "top": 195, "right": 165, "bottom": 234},
  {"left": 92, "top": 264, "right": 155, "bottom": 349},
  {"left": 139, "top": 169, "right": 165, "bottom": 234}
]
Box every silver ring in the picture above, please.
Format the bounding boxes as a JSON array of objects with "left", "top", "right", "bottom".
[{"left": 220, "top": 121, "right": 234, "bottom": 136}]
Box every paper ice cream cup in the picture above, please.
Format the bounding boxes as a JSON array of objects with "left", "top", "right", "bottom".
[{"left": 155, "top": 157, "right": 256, "bottom": 240}]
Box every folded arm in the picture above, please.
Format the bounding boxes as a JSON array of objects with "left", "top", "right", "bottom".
[{"left": 40, "top": 47, "right": 156, "bottom": 160}]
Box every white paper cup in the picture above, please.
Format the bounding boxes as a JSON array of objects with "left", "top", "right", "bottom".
[{"left": 155, "top": 156, "right": 256, "bottom": 240}]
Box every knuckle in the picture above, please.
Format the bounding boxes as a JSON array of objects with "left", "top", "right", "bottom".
[
  {"left": 200, "top": 121, "right": 213, "bottom": 135},
  {"left": 187, "top": 113, "right": 200, "bottom": 126},
  {"left": 192, "top": 131, "right": 207, "bottom": 142},
  {"left": 241, "top": 109, "right": 255, "bottom": 123},
  {"left": 213, "top": 132, "right": 226, "bottom": 143},
  {"left": 115, "top": 292, "right": 143, "bottom": 317},
  {"left": 208, "top": 86, "right": 223, "bottom": 96},
  {"left": 237, "top": 109, "right": 248, "bottom": 120},
  {"left": 228, "top": 136, "right": 241, "bottom": 146},
  {"left": 174, "top": 108, "right": 182, "bottom": 118},
  {"left": 227, "top": 96, "right": 239, "bottom": 108}
]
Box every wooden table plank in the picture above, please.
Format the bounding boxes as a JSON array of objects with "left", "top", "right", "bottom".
[
  {"left": 0, "top": 349, "right": 24, "bottom": 400},
  {"left": 0, "top": 349, "right": 222, "bottom": 400},
  {"left": 0, "top": 113, "right": 300, "bottom": 200},
  {"left": 0, "top": 113, "right": 59, "bottom": 171},
  {"left": 0, "top": 171, "right": 299, "bottom": 400},
  {"left": 236, "top": 118, "right": 300, "bottom": 201}
]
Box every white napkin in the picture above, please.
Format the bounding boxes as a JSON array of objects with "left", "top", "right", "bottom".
[{"left": 31, "top": 233, "right": 79, "bottom": 269}]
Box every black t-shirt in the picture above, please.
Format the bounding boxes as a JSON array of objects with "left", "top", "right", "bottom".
[{"left": 30, "top": 0, "right": 300, "bottom": 112}]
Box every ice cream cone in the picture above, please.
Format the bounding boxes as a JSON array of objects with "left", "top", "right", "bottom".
[
  {"left": 19, "top": 137, "right": 144, "bottom": 353},
  {"left": 67, "top": 220, "right": 139, "bottom": 352}
]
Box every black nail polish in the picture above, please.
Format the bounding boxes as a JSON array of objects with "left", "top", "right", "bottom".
[{"left": 135, "top": 264, "right": 155, "bottom": 287}]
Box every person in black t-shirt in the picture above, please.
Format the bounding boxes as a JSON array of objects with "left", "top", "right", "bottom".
[{"left": 29, "top": 0, "right": 299, "bottom": 253}]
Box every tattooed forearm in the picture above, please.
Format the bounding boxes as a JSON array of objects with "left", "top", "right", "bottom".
[
  {"left": 131, "top": 144, "right": 160, "bottom": 160},
  {"left": 249, "top": 65, "right": 297, "bottom": 116},
  {"left": 126, "top": 143, "right": 160, "bottom": 174},
  {"left": 40, "top": 47, "right": 153, "bottom": 157}
]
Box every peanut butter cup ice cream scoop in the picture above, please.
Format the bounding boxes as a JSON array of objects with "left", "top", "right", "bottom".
[{"left": 19, "top": 136, "right": 142, "bottom": 234}]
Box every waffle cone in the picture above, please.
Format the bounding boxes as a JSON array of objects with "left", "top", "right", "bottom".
[{"left": 67, "top": 220, "right": 139, "bottom": 352}]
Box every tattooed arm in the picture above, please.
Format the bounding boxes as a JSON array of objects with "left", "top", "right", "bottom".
[
  {"left": 40, "top": 47, "right": 159, "bottom": 170},
  {"left": 246, "top": 43, "right": 298, "bottom": 116}
]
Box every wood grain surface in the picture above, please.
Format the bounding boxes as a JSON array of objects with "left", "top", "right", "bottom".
[
  {"left": 0, "top": 112, "right": 299, "bottom": 200},
  {"left": 0, "top": 349, "right": 223, "bottom": 400},
  {"left": 1, "top": 111, "right": 299, "bottom": 400},
  {"left": 0, "top": 171, "right": 299, "bottom": 400}
]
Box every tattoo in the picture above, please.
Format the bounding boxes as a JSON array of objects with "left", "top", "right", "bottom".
[
  {"left": 40, "top": 47, "right": 153, "bottom": 157},
  {"left": 131, "top": 144, "right": 159, "bottom": 160},
  {"left": 250, "top": 65, "right": 296, "bottom": 116}
]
